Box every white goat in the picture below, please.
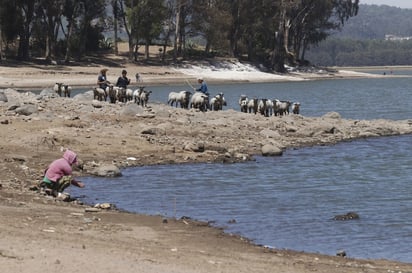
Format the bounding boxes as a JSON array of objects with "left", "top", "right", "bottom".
[
  {"left": 139, "top": 90, "right": 152, "bottom": 107},
  {"left": 247, "top": 98, "right": 259, "bottom": 114},
  {"left": 209, "top": 92, "right": 226, "bottom": 111},
  {"left": 54, "top": 83, "right": 72, "bottom": 97},
  {"left": 239, "top": 95, "right": 248, "bottom": 113},
  {"left": 133, "top": 88, "right": 142, "bottom": 104},
  {"left": 62, "top": 85, "right": 72, "bottom": 97},
  {"left": 292, "top": 102, "right": 301, "bottom": 114},
  {"left": 106, "top": 84, "right": 117, "bottom": 103},
  {"left": 168, "top": 90, "right": 192, "bottom": 108},
  {"left": 258, "top": 98, "right": 272, "bottom": 117},
  {"left": 190, "top": 92, "right": 209, "bottom": 112},
  {"left": 93, "top": 87, "right": 106, "bottom": 101},
  {"left": 125, "top": 88, "right": 134, "bottom": 102},
  {"left": 274, "top": 99, "right": 291, "bottom": 116},
  {"left": 53, "top": 83, "right": 63, "bottom": 96}
]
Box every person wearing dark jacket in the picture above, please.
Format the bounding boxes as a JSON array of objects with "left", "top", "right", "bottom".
[{"left": 116, "top": 69, "right": 131, "bottom": 88}]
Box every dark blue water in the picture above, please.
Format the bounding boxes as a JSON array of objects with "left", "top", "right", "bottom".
[{"left": 70, "top": 76, "right": 412, "bottom": 263}]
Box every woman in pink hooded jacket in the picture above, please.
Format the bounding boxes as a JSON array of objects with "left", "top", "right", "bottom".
[{"left": 41, "top": 149, "right": 84, "bottom": 198}]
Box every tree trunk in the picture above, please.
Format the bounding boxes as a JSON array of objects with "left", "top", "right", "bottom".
[
  {"left": 17, "top": 2, "right": 35, "bottom": 61},
  {"left": 64, "top": 19, "right": 74, "bottom": 63},
  {"left": 145, "top": 42, "right": 149, "bottom": 60},
  {"left": 0, "top": 27, "right": 3, "bottom": 61},
  {"left": 229, "top": 2, "right": 240, "bottom": 58},
  {"left": 173, "top": 0, "right": 181, "bottom": 61},
  {"left": 113, "top": 0, "right": 119, "bottom": 55}
]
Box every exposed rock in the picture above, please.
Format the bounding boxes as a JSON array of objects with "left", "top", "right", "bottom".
[
  {"left": 260, "top": 129, "right": 281, "bottom": 139},
  {"left": 141, "top": 127, "right": 166, "bottom": 135},
  {"left": 323, "top": 112, "right": 341, "bottom": 119},
  {"left": 333, "top": 212, "right": 360, "bottom": 221},
  {"left": 184, "top": 141, "right": 205, "bottom": 152},
  {"left": 88, "top": 164, "right": 122, "bottom": 177},
  {"left": 94, "top": 203, "right": 116, "bottom": 210},
  {"left": 73, "top": 90, "right": 94, "bottom": 101},
  {"left": 91, "top": 100, "right": 103, "bottom": 108},
  {"left": 39, "top": 88, "right": 58, "bottom": 99},
  {"left": 120, "top": 103, "right": 145, "bottom": 116},
  {"left": 15, "top": 104, "right": 38, "bottom": 116},
  {"left": 261, "top": 144, "right": 283, "bottom": 156}
]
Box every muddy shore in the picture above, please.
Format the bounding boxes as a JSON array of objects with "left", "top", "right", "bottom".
[{"left": 1, "top": 60, "right": 412, "bottom": 273}]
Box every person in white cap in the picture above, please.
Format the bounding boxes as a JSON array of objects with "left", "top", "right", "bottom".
[{"left": 196, "top": 77, "right": 208, "bottom": 95}]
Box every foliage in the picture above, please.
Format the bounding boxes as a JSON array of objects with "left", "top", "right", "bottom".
[{"left": 0, "top": 0, "right": 364, "bottom": 69}]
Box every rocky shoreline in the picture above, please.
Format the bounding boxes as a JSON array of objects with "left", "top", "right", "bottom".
[{"left": 1, "top": 63, "right": 412, "bottom": 272}]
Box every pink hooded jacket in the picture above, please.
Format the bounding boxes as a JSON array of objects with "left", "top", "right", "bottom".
[{"left": 45, "top": 150, "right": 77, "bottom": 183}]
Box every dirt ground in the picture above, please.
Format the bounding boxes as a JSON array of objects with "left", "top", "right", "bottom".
[{"left": 1, "top": 55, "right": 412, "bottom": 273}]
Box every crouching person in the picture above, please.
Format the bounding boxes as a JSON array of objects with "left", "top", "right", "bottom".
[{"left": 40, "top": 149, "right": 85, "bottom": 201}]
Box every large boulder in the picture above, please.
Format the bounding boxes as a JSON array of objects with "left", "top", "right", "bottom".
[
  {"left": 39, "top": 88, "right": 58, "bottom": 99},
  {"left": 261, "top": 144, "right": 283, "bottom": 156},
  {"left": 88, "top": 164, "right": 122, "bottom": 177},
  {"left": 73, "top": 90, "right": 94, "bottom": 101},
  {"left": 15, "top": 104, "right": 38, "bottom": 116}
]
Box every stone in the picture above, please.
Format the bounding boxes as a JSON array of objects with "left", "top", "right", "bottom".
[
  {"left": 261, "top": 144, "right": 283, "bottom": 156},
  {"left": 15, "top": 104, "right": 38, "bottom": 116},
  {"left": 89, "top": 164, "right": 122, "bottom": 177}
]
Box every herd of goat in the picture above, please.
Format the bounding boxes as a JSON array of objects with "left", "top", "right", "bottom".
[
  {"left": 54, "top": 83, "right": 300, "bottom": 116},
  {"left": 166, "top": 90, "right": 301, "bottom": 116}
]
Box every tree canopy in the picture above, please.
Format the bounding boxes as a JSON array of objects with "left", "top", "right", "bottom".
[{"left": 0, "top": 0, "right": 360, "bottom": 72}]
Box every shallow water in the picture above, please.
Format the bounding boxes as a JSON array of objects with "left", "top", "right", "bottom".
[
  {"left": 70, "top": 76, "right": 412, "bottom": 263},
  {"left": 72, "top": 135, "right": 412, "bottom": 263}
]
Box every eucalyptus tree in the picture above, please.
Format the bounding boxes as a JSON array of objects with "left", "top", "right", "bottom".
[
  {"left": 62, "top": 0, "right": 82, "bottom": 62},
  {"left": 12, "top": 0, "right": 36, "bottom": 60},
  {"left": 0, "top": 0, "right": 21, "bottom": 59},
  {"left": 191, "top": 0, "right": 231, "bottom": 55},
  {"left": 139, "top": 0, "right": 167, "bottom": 60},
  {"left": 120, "top": 0, "right": 167, "bottom": 61},
  {"left": 159, "top": 0, "right": 175, "bottom": 62},
  {"left": 34, "top": 0, "right": 64, "bottom": 61},
  {"left": 271, "top": 0, "right": 359, "bottom": 72},
  {"left": 111, "top": 0, "right": 121, "bottom": 55},
  {"left": 76, "top": 0, "right": 107, "bottom": 58}
]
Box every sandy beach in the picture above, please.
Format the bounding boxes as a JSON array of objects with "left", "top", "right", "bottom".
[{"left": 1, "top": 56, "right": 412, "bottom": 273}]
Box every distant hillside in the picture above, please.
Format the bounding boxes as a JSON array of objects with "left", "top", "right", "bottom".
[
  {"left": 305, "top": 4, "right": 412, "bottom": 66},
  {"left": 332, "top": 4, "right": 412, "bottom": 40}
]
